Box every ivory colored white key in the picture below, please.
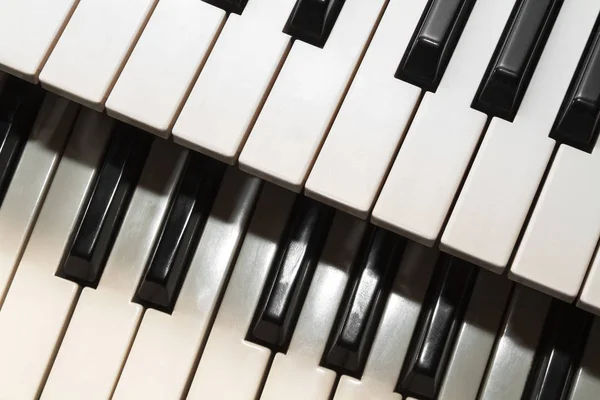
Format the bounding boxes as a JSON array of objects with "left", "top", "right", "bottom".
[
  {"left": 0, "top": 0, "right": 78, "bottom": 82},
  {"left": 0, "top": 94, "right": 78, "bottom": 306},
  {"left": 39, "top": 0, "right": 158, "bottom": 111},
  {"left": 442, "top": 0, "right": 600, "bottom": 271},
  {"left": 568, "top": 318, "right": 600, "bottom": 400},
  {"left": 239, "top": 0, "right": 387, "bottom": 191},
  {"left": 112, "top": 169, "right": 261, "bottom": 400},
  {"left": 41, "top": 141, "right": 186, "bottom": 400},
  {"left": 187, "top": 184, "right": 295, "bottom": 400},
  {"left": 333, "top": 242, "right": 437, "bottom": 400},
  {"left": 579, "top": 235, "right": 600, "bottom": 315},
  {"left": 372, "top": 0, "right": 516, "bottom": 246},
  {"left": 437, "top": 271, "right": 512, "bottom": 400},
  {"left": 259, "top": 213, "right": 366, "bottom": 400},
  {"left": 106, "top": 0, "right": 225, "bottom": 137},
  {"left": 0, "top": 110, "right": 113, "bottom": 400},
  {"left": 172, "top": 0, "right": 297, "bottom": 162},
  {"left": 305, "top": 0, "right": 426, "bottom": 218},
  {"left": 477, "top": 286, "right": 551, "bottom": 400}
]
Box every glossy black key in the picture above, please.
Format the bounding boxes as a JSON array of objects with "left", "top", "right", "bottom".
[
  {"left": 473, "top": 0, "right": 563, "bottom": 121},
  {"left": 521, "top": 300, "right": 593, "bottom": 400},
  {"left": 284, "top": 0, "right": 345, "bottom": 48},
  {"left": 550, "top": 19, "right": 600, "bottom": 152},
  {"left": 0, "top": 78, "right": 44, "bottom": 206},
  {"left": 135, "top": 153, "right": 226, "bottom": 313},
  {"left": 248, "top": 197, "right": 334, "bottom": 350},
  {"left": 202, "top": 0, "right": 249, "bottom": 14},
  {"left": 395, "top": 0, "right": 476, "bottom": 92},
  {"left": 59, "top": 124, "right": 152, "bottom": 287},
  {"left": 322, "top": 226, "right": 406, "bottom": 377},
  {"left": 397, "top": 255, "right": 477, "bottom": 400}
]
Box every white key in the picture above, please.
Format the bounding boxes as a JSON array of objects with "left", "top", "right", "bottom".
[
  {"left": 333, "top": 242, "right": 437, "bottom": 400},
  {"left": 172, "top": 0, "right": 297, "bottom": 162},
  {"left": 0, "top": 94, "right": 78, "bottom": 306},
  {"left": 442, "top": 0, "right": 600, "bottom": 271},
  {"left": 106, "top": 0, "right": 225, "bottom": 137},
  {"left": 477, "top": 286, "right": 550, "bottom": 400},
  {"left": 305, "top": 0, "right": 426, "bottom": 218},
  {"left": 39, "top": 0, "right": 158, "bottom": 111},
  {"left": 372, "top": 0, "right": 516, "bottom": 246},
  {"left": 568, "top": 318, "right": 600, "bottom": 400},
  {"left": 0, "top": 110, "right": 113, "bottom": 400},
  {"left": 187, "top": 184, "right": 295, "bottom": 400},
  {"left": 578, "top": 234, "right": 600, "bottom": 315},
  {"left": 259, "top": 213, "right": 366, "bottom": 400},
  {"left": 41, "top": 141, "right": 186, "bottom": 400},
  {"left": 437, "top": 271, "right": 512, "bottom": 400},
  {"left": 0, "top": 0, "right": 78, "bottom": 82},
  {"left": 112, "top": 169, "right": 261, "bottom": 400},
  {"left": 239, "top": 0, "right": 387, "bottom": 191}
]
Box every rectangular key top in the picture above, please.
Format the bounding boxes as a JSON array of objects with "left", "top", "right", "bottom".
[
  {"left": 284, "top": 0, "right": 345, "bottom": 48},
  {"left": 39, "top": 0, "right": 158, "bottom": 110}
]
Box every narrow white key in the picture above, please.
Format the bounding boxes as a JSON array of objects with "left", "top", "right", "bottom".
[
  {"left": 568, "top": 318, "right": 600, "bottom": 400},
  {"left": 333, "top": 242, "right": 437, "bottom": 400},
  {"left": 39, "top": 0, "right": 158, "bottom": 111},
  {"left": 187, "top": 184, "right": 295, "bottom": 400},
  {"left": 305, "top": 0, "right": 426, "bottom": 218},
  {"left": 578, "top": 233, "right": 600, "bottom": 314},
  {"left": 41, "top": 141, "right": 186, "bottom": 400},
  {"left": 239, "top": 0, "right": 387, "bottom": 191},
  {"left": 442, "top": 0, "right": 600, "bottom": 271},
  {"left": 0, "top": 110, "right": 113, "bottom": 400},
  {"left": 112, "top": 169, "right": 261, "bottom": 400},
  {"left": 478, "top": 286, "right": 550, "bottom": 400},
  {"left": 372, "top": 0, "right": 516, "bottom": 245},
  {"left": 173, "top": 0, "right": 297, "bottom": 162},
  {"left": 0, "top": 0, "right": 78, "bottom": 82},
  {"left": 106, "top": 0, "right": 225, "bottom": 137},
  {"left": 437, "top": 271, "right": 512, "bottom": 400},
  {"left": 0, "top": 94, "right": 78, "bottom": 306},
  {"left": 259, "top": 213, "right": 366, "bottom": 400}
]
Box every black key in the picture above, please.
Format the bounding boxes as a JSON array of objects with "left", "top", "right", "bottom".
[
  {"left": 322, "top": 227, "right": 406, "bottom": 377},
  {"left": 521, "top": 300, "right": 593, "bottom": 400},
  {"left": 397, "top": 255, "right": 477, "bottom": 400},
  {"left": 202, "top": 0, "right": 249, "bottom": 14},
  {"left": 0, "top": 78, "right": 44, "bottom": 206},
  {"left": 59, "top": 124, "right": 152, "bottom": 287},
  {"left": 395, "top": 0, "right": 476, "bottom": 92},
  {"left": 134, "top": 153, "right": 226, "bottom": 313},
  {"left": 473, "top": 0, "right": 563, "bottom": 121},
  {"left": 247, "top": 197, "right": 334, "bottom": 350},
  {"left": 550, "top": 19, "right": 600, "bottom": 152},
  {"left": 284, "top": 0, "right": 346, "bottom": 48}
]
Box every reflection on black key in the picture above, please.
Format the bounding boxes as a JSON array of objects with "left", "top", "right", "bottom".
[
  {"left": 395, "top": 0, "right": 476, "bottom": 92},
  {"left": 135, "top": 153, "right": 226, "bottom": 313},
  {"left": 397, "top": 255, "right": 477, "bottom": 400},
  {"left": 202, "top": 0, "right": 249, "bottom": 14},
  {"left": 323, "top": 227, "right": 406, "bottom": 377},
  {"left": 248, "top": 197, "right": 334, "bottom": 350},
  {"left": 550, "top": 19, "right": 600, "bottom": 152},
  {"left": 522, "top": 300, "right": 592, "bottom": 400},
  {"left": 284, "top": 0, "right": 345, "bottom": 48},
  {"left": 473, "top": 0, "right": 563, "bottom": 121},
  {"left": 0, "top": 78, "right": 44, "bottom": 206},
  {"left": 59, "top": 124, "right": 152, "bottom": 287}
]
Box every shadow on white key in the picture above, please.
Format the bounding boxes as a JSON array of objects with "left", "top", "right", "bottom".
[
  {"left": 259, "top": 213, "right": 366, "bottom": 400},
  {"left": 112, "top": 169, "right": 261, "bottom": 400},
  {"left": 186, "top": 184, "right": 295, "bottom": 400},
  {"left": 333, "top": 242, "right": 437, "bottom": 400},
  {"left": 41, "top": 141, "right": 187, "bottom": 400},
  {"left": 568, "top": 317, "right": 600, "bottom": 400},
  {"left": 442, "top": 0, "right": 600, "bottom": 271},
  {"left": 239, "top": 0, "right": 387, "bottom": 191},
  {"left": 0, "top": 109, "right": 113, "bottom": 400},
  {"left": 173, "top": 0, "right": 297, "bottom": 162},
  {"left": 106, "top": 0, "right": 225, "bottom": 137},
  {"left": 0, "top": 0, "right": 78, "bottom": 82},
  {"left": 39, "top": 0, "right": 158, "bottom": 111},
  {"left": 305, "top": 0, "right": 426, "bottom": 218},
  {"left": 0, "top": 94, "right": 78, "bottom": 306}
]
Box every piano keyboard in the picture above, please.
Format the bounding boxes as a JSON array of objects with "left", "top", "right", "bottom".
[{"left": 0, "top": 0, "right": 598, "bottom": 398}]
